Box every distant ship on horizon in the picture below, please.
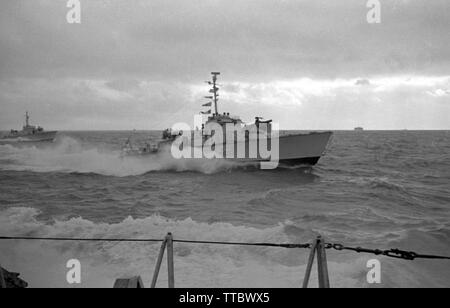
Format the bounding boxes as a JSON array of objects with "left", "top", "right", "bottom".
[
  {"left": 0, "top": 112, "right": 57, "bottom": 143},
  {"left": 354, "top": 127, "right": 364, "bottom": 131}
]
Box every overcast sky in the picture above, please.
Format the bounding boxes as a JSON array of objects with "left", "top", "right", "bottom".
[{"left": 0, "top": 0, "right": 449, "bottom": 130}]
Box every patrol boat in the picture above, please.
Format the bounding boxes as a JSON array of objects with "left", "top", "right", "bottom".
[
  {"left": 0, "top": 112, "right": 57, "bottom": 143},
  {"left": 123, "top": 73, "right": 333, "bottom": 167}
]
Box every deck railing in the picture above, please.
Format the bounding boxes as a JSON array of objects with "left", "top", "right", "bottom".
[{"left": 0, "top": 233, "right": 449, "bottom": 288}]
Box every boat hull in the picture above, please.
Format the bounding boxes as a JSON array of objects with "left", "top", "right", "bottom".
[
  {"left": 0, "top": 131, "right": 57, "bottom": 143},
  {"left": 279, "top": 156, "right": 321, "bottom": 166},
  {"left": 225, "top": 131, "right": 333, "bottom": 166},
  {"left": 123, "top": 131, "right": 333, "bottom": 167},
  {"left": 278, "top": 131, "right": 333, "bottom": 162}
]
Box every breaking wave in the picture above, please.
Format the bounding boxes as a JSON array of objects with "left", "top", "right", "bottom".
[
  {"left": 0, "top": 207, "right": 448, "bottom": 288},
  {"left": 0, "top": 207, "right": 373, "bottom": 288}
]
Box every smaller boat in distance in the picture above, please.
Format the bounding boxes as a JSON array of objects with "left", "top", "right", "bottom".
[
  {"left": 354, "top": 127, "right": 364, "bottom": 131},
  {"left": 0, "top": 112, "right": 57, "bottom": 143}
]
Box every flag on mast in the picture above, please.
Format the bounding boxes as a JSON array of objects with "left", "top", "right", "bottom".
[
  {"left": 201, "top": 110, "right": 211, "bottom": 114},
  {"left": 202, "top": 102, "right": 212, "bottom": 107}
]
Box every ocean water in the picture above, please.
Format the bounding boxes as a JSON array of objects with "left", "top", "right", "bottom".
[{"left": 0, "top": 131, "right": 449, "bottom": 288}]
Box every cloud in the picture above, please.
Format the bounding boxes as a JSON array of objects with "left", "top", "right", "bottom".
[
  {"left": 0, "top": 78, "right": 198, "bottom": 130},
  {"left": 0, "top": 1, "right": 449, "bottom": 129},
  {"left": 427, "top": 88, "right": 450, "bottom": 97},
  {"left": 1, "top": 0, "right": 450, "bottom": 81},
  {"left": 105, "top": 79, "right": 141, "bottom": 92},
  {"left": 1, "top": 75, "right": 448, "bottom": 130},
  {"left": 355, "top": 79, "right": 371, "bottom": 86}
]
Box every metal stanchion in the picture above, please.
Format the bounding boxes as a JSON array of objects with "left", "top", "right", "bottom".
[
  {"left": 302, "top": 236, "right": 330, "bottom": 288},
  {"left": 150, "top": 237, "right": 167, "bottom": 288},
  {"left": 316, "top": 236, "right": 330, "bottom": 288},
  {"left": 166, "top": 233, "right": 175, "bottom": 288},
  {"left": 302, "top": 239, "right": 317, "bottom": 288},
  {"left": 0, "top": 265, "right": 6, "bottom": 288}
]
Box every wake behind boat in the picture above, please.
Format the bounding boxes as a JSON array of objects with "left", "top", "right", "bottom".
[
  {"left": 0, "top": 112, "right": 57, "bottom": 143},
  {"left": 122, "top": 73, "right": 333, "bottom": 167}
]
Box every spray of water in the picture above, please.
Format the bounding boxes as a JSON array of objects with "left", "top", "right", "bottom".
[{"left": 0, "top": 136, "right": 251, "bottom": 176}]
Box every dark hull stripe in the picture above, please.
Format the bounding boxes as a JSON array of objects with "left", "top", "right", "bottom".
[{"left": 279, "top": 156, "right": 321, "bottom": 166}]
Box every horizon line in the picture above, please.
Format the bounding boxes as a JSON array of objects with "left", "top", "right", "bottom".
[{"left": 2, "top": 129, "right": 448, "bottom": 132}]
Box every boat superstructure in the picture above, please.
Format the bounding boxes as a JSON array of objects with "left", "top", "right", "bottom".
[
  {"left": 1, "top": 112, "right": 57, "bottom": 143},
  {"left": 195, "top": 72, "right": 333, "bottom": 166}
]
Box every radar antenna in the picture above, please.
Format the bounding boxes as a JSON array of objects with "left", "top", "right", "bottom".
[{"left": 210, "top": 72, "right": 220, "bottom": 115}]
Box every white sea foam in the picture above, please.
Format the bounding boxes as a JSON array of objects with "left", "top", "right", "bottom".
[
  {"left": 0, "top": 136, "right": 249, "bottom": 176},
  {"left": 0, "top": 207, "right": 371, "bottom": 288}
]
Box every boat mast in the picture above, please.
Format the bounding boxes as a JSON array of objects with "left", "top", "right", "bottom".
[
  {"left": 211, "top": 72, "right": 220, "bottom": 115},
  {"left": 25, "top": 111, "right": 29, "bottom": 127}
]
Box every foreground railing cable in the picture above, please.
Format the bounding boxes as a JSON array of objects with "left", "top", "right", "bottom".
[
  {"left": 0, "top": 235, "right": 449, "bottom": 260},
  {"left": 0, "top": 236, "right": 310, "bottom": 248},
  {"left": 1, "top": 234, "right": 450, "bottom": 289},
  {"left": 325, "top": 243, "right": 450, "bottom": 260},
  {"left": 0, "top": 236, "right": 162, "bottom": 242}
]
